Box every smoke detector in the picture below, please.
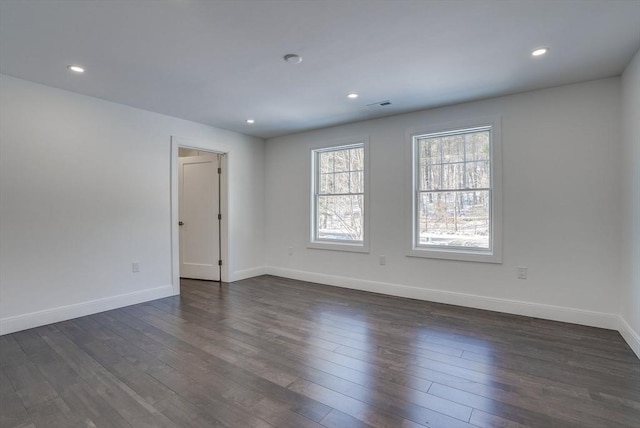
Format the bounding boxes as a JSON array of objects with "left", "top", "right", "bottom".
[{"left": 283, "top": 54, "right": 302, "bottom": 64}]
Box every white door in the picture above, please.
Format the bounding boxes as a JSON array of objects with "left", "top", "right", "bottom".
[{"left": 179, "top": 154, "right": 220, "bottom": 281}]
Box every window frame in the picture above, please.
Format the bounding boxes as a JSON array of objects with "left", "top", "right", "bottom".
[
  {"left": 309, "top": 137, "right": 370, "bottom": 253},
  {"left": 407, "top": 117, "right": 502, "bottom": 263}
]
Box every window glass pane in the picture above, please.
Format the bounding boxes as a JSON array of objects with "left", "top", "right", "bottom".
[
  {"left": 350, "top": 171, "right": 363, "bottom": 193},
  {"left": 333, "top": 149, "right": 350, "bottom": 172},
  {"left": 442, "top": 162, "right": 465, "bottom": 189},
  {"left": 442, "top": 135, "right": 464, "bottom": 163},
  {"left": 319, "top": 151, "right": 334, "bottom": 173},
  {"left": 334, "top": 172, "right": 350, "bottom": 194},
  {"left": 418, "top": 138, "right": 441, "bottom": 165},
  {"left": 465, "top": 160, "right": 490, "bottom": 189},
  {"left": 417, "top": 129, "right": 491, "bottom": 192},
  {"left": 419, "top": 163, "right": 442, "bottom": 191},
  {"left": 350, "top": 148, "right": 364, "bottom": 171},
  {"left": 317, "top": 195, "right": 364, "bottom": 241},
  {"left": 417, "top": 190, "right": 489, "bottom": 249},
  {"left": 466, "top": 131, "right": 490, "bottom": 161},
  {"left": 320, "top": 173, "right": 334, "bottom": 194}
]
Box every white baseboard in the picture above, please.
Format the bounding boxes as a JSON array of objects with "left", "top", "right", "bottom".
[
  {"left": 264, "top": 267, "right": 620, "bottom": 330},
  {"left": 230, "top": 266, "right": 267, "bottom": 282},
  {"left": 0, "top": 284, "right": 176, "bottom": 336},
  {"left": 618, "top": 316, "right": 640, "bottom": 359},
  {"left": 7, "top": 269, "right": 635, "bottom": 359}
]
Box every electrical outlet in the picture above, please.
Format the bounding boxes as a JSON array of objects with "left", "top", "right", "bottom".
[
  {"left": 132, "top": 261, "right": 141, "bottom": 273},
  {"left": 288, "top": 247, "right": 294, "bottom": 256},
  {"left": 517, "top": 266, "right": 528, "bottom": 279},
  {"left": 379, "top": 255, "right": 386, "bottom": 265}
]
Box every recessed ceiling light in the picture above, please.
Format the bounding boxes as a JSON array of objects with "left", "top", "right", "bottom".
[
  {"left": 531, "top": 47, "right": 549, "bottom": 57},
  {"left": 283, "top": 54, "right": 302, "bottom": 64},
  {"left": 246, "top": 119, "right": 255, "bottom": 124},
  {"left": 347, "top": 93, "right": 359, "bottom": 99},
  {"left": 67, "top": 65, "right": 85, "bottom": 73}
]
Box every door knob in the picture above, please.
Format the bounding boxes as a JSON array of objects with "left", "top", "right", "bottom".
[{"left": 178, "top": 221, "right": 184, "bottom": 226}]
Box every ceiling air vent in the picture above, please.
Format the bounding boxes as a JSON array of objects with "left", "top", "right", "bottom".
[{"left": 366, "top": 100, "right": 392, "bottom": 107}]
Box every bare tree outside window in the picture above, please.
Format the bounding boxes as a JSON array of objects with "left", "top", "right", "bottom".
[
  {"left": 314, "top": 145, "right": 364, "bottom": 242},
  {"left": 415, "top": 127, "right": 491, "bottom": 249}
]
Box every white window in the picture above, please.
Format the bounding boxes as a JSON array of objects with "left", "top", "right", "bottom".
[
  {"left": 310, "top": 140, "right": 369, "bottom": 252},
  {"left": 410, "top": 120, "right": 502, "bottom": 263}
]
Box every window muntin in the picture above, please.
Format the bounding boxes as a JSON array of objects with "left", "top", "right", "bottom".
[
  {"left": 413, "top": 126, "right": 494, "bottom": 253},
  {"left": 312, "top": 144, "right": 365, "bottom": 244}
]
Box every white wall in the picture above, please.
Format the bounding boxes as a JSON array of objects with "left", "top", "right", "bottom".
[
  {"left": 620, "top": 49, "right": 640, "bottom": 356},
  {"left": 0, "top": 75, "right": 265, "bottom": 334},
  {"left": 2, "top": 69, "right": 635, "bottom": 355},
  {"left": 265, "top": 78, "right": 622, "bottom": 329}
]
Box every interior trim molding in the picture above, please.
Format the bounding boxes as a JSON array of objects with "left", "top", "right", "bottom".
[
  {"left": 264, "top": 267, "right": 621, "bottom": 330},
  {"left": 618, "top": 316, "right": 640, "bottom": 358},
  {"left": 0, "top": 284, "right": 176, "bottom": 336}
]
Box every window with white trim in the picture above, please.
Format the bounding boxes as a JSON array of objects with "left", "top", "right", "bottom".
[
  {"left": 411, "top": 122, "right": 501, "bottom": 262},
  {"left": 311, "top": 142, "right": 367, "bottom": 250}
]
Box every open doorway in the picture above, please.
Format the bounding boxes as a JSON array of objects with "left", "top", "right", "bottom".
[{"left": 170, "top": 137, "right": 228, "bottom": 294}]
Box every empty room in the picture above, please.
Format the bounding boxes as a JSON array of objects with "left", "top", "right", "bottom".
[{"left": 1, "top": 0, "right": 639, "bottom": 427}]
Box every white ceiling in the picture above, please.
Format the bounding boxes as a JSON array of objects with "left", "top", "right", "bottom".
[{"left": 1, "top": 0, "right": 639, "bottom": 139}]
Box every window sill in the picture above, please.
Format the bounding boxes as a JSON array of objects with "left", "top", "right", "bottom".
[
  {"left": 407, "top": 247, "right": 502, "bottom": 263},
  {"left": 308, "top": 241, "right": 370, "bottom": 253}
]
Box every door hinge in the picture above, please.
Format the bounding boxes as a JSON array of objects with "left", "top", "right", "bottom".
[
  {"left": 218, "top": 214, "right": 222, "bottom": 220},
  {"left": 218, "top": 260, "right": 223, "bottom": 266},
  {"left": 217, "top": 167, "right": 221, "bottom": 174}
]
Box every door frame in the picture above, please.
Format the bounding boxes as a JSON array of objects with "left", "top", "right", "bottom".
[
  {"left": 178, "top": 153, "right": 222, "bottom": 281},
  {"left": 170, "top": 136, "right": 229, "bottom": 294}
]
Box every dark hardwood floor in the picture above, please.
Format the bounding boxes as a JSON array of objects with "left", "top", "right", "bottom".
[{"left": 1, "top": 275, "right": 639, "bottom": 428}]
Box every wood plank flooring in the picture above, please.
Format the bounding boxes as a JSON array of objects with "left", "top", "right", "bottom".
[{"left": 1, "top": 275, "right": 639, "bottom": 428}]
